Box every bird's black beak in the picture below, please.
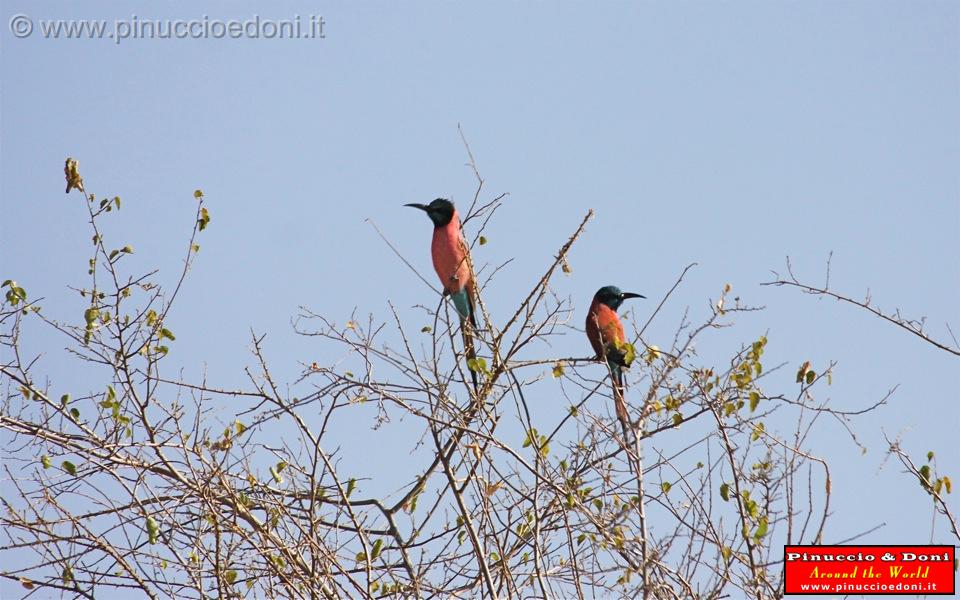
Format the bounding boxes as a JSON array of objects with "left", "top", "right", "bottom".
[
  {"left": 404, "top": 203, "right": 429, "bottom": 212},
  {"left": 621, "top": 292, "right": 645, "bottom": 300}
]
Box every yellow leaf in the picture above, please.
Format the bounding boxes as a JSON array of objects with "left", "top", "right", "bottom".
[
  {"left": 485, "top": 481, "right": 504, "bottom": 497},
  {"left": 466, "top": 443, "right": 482, "bottom": 461},
  {"left": 552, "top": 362, "right": 565, "bottom": 378},
  {"left": 796, "top": 361, "right": 811, "bottom": 384},
  {"left": 645, "top": 345, "right": 661, "bottom": 365}
]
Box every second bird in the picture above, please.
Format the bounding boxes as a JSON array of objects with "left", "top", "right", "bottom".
[
  {"left": 405, "top": 198, "right": 479, "bottom": 390},
  {"left": 586, "top": 285, "right": 645, "bottom": 425}
]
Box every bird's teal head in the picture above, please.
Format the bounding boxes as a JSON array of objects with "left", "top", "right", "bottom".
[
  {"left": 405, "top": 198, "right": 456, "bottom": 227},
  {"left": 594, "top": 285, "right": 645, "bottom": 311}
]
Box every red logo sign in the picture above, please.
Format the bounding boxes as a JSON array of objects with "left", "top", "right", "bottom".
[{"left": 784, "top": 545, "right": 956, "bottom": 595}]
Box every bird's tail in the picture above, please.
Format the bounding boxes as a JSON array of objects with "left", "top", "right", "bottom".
[
  {"left": 610, "top": 363, "right": 630, "bottom": 435},
  {"left": 450, "top": 287, "right": 480, "bottom": 393}
]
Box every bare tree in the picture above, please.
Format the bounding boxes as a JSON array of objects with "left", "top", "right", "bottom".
[
  {"left": 2, "top": 155, "right": 894, "bottom": 599},
  {"left": 765, "top": 255, "right": 958, "bottom": 547}
]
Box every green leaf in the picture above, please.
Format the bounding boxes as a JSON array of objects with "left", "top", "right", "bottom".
[
  {"left": 4, "top": 283, "right": 27, "bottom": 306},
  {"left": 146, "top": 516, "right": 159, "bottom": 544},
  {"left": 62, "top": 460, "right": 77, "bottom": 475},
  {"left": 194, "top": 189, "right": 203, "bottom": 199},
  {"left": 346, "top": 478, "right": 357, "bottom": 498},
  {"left": 805, "top": 370, "right": 815, "bottom": 385},
  {"left": 479, "top": 235, "right": 488, "bottom": 246},
  {"left": 121, "top": 245, "right": 133, "bottom": 254},
  {"left": 466, "top": 357, "right": 488, "bottom": 375},
  {"left": 84, "top": 308, "right": 100, "bottom": 324},
  {"left": 198, "top": 207, "right": 211, "bottom": 231},
  {"left": 370, "top": 538, "right": 383, "bottom": 560},
  {"left": 159, "top": 328, "right": 176, "bottom": 341},
  {"left": 522, "top": 429, "right": 535, "bottom": 448},
  {"left": 754, "top": 516, "right": 768, "bottom": 540},
  {"left": 721, "top": 546, "right": 732, "bottom": 562},
  {"left": 720, "top": 483, "right": 730, "bottom": 501},
  {"left": 114, "top": 196, "right": 121, "bottom": 209},
  {"left": 620, "top": 341, "right": 636, "bottom": 367},
  {"left": 269, "top": 466, "right": 283, "bottom": 484},
  {"left": 749, "top": 391, "right": 760, "bottom": 412},
  {"left": 41, "top": 455, "right": 52, "bottom": 469},
  {"left": 107, "top": 385, "right": 116, "bottom": 402},
  {"left": 660, "top": 481, "right": 671, "bottom": 494},
  {"left": 919, "top": 465, "right": 931, "bottom": 487},
  {"left": 69, "top": 407, "right": 80, "bottom": 420},
  {"left": 927, "top": 451, "right": 935, "bottom": 462},
  {"left": 224, "top": 570, "right": 237, "bottom": 585},
  {"left": 420, "top": 325, "right": 432, "bottom": 333}
]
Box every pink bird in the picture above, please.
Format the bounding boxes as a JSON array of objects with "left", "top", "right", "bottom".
[
  {"left": 586, "top": 285, "right": 644, "bottom": 426},
  {"left": 406, "top": 198, "right": 479, "bottom": 390}
]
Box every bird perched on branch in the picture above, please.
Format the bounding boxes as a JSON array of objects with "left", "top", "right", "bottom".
[
  {"left": 586, "top": 285, "right": 644, "bottom": 427},
  {"left": 405, "top": 198, "right": 479, "bottom": 391}
]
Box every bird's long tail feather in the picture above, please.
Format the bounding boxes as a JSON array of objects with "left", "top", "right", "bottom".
[
  {"left": 610, "top": 363, "right": 630, "bottom": 436},
  {"left": 465, "top": 290, "right": 479, "bottom": 392}
]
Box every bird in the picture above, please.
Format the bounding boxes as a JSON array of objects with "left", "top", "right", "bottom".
[
  {"left": 586, "top": 285, "right": 645, "bottom": 426},
  {"left": 405, "top": 198, "right": 479, "bottom": 391}
]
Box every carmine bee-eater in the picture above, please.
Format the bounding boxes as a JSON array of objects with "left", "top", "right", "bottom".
[
  {"left": 405, "top": 198, "right": 479, "bottom": 390},
  {"left": 586, "top": 285, "right": 645, "bottom": 426}
]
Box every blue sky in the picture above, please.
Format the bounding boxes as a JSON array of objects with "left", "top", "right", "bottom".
[{"left": 3, "top": 1, "right": 958, "bottom": 596}]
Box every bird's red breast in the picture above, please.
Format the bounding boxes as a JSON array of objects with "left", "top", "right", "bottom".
[
  {"left": 430, "top": 209, "right": 473, "bottom": 295},
  {"left": 586, "top": 299, "right": 626, "bottom": 358}
]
